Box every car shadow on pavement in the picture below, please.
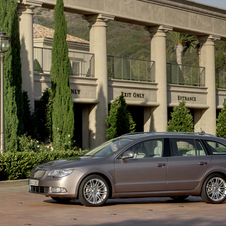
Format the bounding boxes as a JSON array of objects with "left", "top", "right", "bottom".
[{"left": 43, "top": 196, "right": 208, "bottom": 206}]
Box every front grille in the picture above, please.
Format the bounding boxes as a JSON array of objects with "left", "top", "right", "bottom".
[{"left": 30, "top": 186, "right": 49, "bottom": 194}]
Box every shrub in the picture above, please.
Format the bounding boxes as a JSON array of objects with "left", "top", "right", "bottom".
[
  {"left": 167, "top": 101, "right": 194, "bottom": 132},
  {"left": 106, "top": 95, "right": 136, "bottom": 139},
  {"left": 0, "top": 149, "right": 87, "bottom": 180},
  {"left": 216, "top": 102, "right": 226, "bottom": 139}
]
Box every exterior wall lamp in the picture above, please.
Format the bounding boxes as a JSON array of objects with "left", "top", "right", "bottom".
[{"left": 0, "top": 28, "right": 10, "bottom": 154}]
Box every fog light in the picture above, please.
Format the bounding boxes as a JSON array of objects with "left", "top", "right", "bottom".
[{"left": 51, "top": 187, "right": 67, "bottom": 193}]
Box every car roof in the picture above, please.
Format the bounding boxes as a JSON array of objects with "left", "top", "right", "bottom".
[{"left": 120, "top": 132, "right": 225, "bottom": 141}]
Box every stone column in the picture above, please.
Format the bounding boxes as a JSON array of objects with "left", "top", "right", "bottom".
[
  {"left": 144, "top": 106, "right": 154, "bottom": 132},
  {"left": 146, "top": 25, "right": 172, "bottom": 132},
  {"left": 17, "top": 4, "right": 38, "bottom": 112},
  {"left": 196, "top": 35, "right": 220, "bottom": 135},
  {"left": 84, "top": 14, "right": 114, "bottom": 149}
]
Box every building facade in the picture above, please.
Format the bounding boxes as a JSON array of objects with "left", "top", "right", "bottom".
[{"left": 17, "top": 0, "right": 226, "bottom": 149}]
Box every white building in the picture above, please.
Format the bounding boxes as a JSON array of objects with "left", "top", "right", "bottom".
[{"left": 17, "top": 0, "right": 226, "bottom": 149}]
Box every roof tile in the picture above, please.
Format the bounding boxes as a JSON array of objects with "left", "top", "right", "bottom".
[{"left": 33, "top": 23, "right": 89, "bottom": 44}]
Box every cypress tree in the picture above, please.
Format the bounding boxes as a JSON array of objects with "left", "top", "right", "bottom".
[
  {"left": 167, "top": 101, "right": 194, "bottom": 132},
  {"left": 106, "top": 95, "right": 136, "bottom": 139},
  {"left": 33, "top": 89, "right": 52, "bottom": 142},
  {"left": 50, "top": 0, "right": 74, "bottom": 149},
  {"left": 0, "top": 0, "right": 24, "bottom": 151},
  {"left": 216, "top": 102, "right": 226, "bottom": 138}
]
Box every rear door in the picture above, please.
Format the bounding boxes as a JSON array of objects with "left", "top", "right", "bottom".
[
  {"left": 167, "top": 138, "right": 211, "bottom": 190},
  {"left": 114, "top": 139, "right": 167, "bottom": 193}
]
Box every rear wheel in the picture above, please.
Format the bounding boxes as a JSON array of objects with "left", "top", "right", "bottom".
[
  {"left": 170, "top": 196, "right": 189, "bottom": 202},
  {"left": 51, "top": 197, "right": 71, "bottom": 203},
  {"left": 201, "top": 173, "right": 226, "bottom": 204},
  {"left": 79, "top": 174, "right": 110, "bottom": 207}
]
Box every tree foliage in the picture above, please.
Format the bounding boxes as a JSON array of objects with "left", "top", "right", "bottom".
[
  {"left": 0, "top": 0, "right": 24, "bottom": 151},
  {"left": 167, "top": 101, "right": 194, "bottom": 132},
  {"left": 50, "top": 0, "right": 74, "bottom": 149},
  {"left": 215, "top": 40, "right": 226, "bottom": 71},
  {"left": 216, "top": 103, "right": 226, "bottom": 139},
  {"left": 106, "top": 95, "right": 136, "bottom": 139},
  {"left": 167, "top": 31, "right": 198, "bottom": 65},
  {"left": 33, "top": 89, "right": 52, "bottom": 142}
]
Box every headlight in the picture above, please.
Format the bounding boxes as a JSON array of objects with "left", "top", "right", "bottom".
[{"left": 48, "top": 169, "right": 73, "bottom": 178}]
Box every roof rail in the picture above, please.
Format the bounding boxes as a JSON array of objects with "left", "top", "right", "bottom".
[
  {"left": 121, "top": 132, "right": 150, "bottom": 136},
  {"left": 121, "top": 132, "right": 216, "bottom": 137}
]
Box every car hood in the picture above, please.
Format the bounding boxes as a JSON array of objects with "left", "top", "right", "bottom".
[{"left": 36, "top": 156, "right": 105, "bottom": 170}]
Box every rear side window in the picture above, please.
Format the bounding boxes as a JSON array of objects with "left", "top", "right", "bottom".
[
  {"left": 206, "top": 141, "right": 226, "bottom": 155},
  {"left": 169, "top": 138, "right": 206, "bottom": 157}
]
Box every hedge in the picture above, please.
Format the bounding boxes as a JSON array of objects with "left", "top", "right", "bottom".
[{"left": 0, "top": 150, "right": 86, "bottom": 181}]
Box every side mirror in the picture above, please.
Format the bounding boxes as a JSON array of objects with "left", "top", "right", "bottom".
[{"left": 121, "top": 151, "right": 134, "bottom": 160}]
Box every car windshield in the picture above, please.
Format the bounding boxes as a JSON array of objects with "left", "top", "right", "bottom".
[{"left": 84, "top": 138, "right": 133, "bottom": 157}]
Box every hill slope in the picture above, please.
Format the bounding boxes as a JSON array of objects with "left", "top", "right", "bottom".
[{"left": 33, "top": 8, "right": 226, "bottom": 69}]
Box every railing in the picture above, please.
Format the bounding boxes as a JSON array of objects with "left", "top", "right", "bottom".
[
  {"left": 216, "top": 69, "right": 226, "bottom": 89},
  {"left": 167, "top": 63, "right": 205, "bottom": 87},
  {"left": 107, "top": 56, "right": 155, "bottom": 82},
  {"left": 33, "top": 47, "right": 95, "bottom": 77}
]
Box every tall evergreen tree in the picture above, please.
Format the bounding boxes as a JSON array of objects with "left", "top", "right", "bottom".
[
  {"left": 33, "top": 89, "right": 52, "bottom": 142},
  {"left": 0, "top": 0, "right": 24, "bottom": 151},
  {"left": 167, "top": 101, "right": 194, "bottom": 132},
  {"left": 106, "top": 95, "right": 136, "bottom": 139},
  {"left": 50, "top": 0, "right": 74, "bottom": 149},
  {"left": 216, "top": 103, "right": 226, "bottom": 139}
]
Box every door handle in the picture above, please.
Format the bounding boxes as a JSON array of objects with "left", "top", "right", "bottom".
[
  {"left": 156, "top": 163, "right": 166, "bottom": 167},
  {"left": 198, "top": 162, "right": 207, "bottom": 166}
]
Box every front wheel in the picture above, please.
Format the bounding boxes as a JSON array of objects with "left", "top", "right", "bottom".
[
  {"left": 79, "top": 174, "right": 110, "bottom": 207},
  {"left": 201, "top": 173, "right": 226, "bottom": 204}
]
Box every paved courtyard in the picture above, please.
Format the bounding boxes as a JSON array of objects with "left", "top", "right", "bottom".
[{"left": 1, "top": 185, "right": 226, "bottom": 226}]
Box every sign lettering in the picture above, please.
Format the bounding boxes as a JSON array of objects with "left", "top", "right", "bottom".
[
  {"left": 178, "top": 95, "right": 196, "bottom": 101},
  {"left": 71, "top": 89, "right": 80, "bottom": 95},
  {"left": 121, "top": 92, "right": 145, "bottom": 98}
]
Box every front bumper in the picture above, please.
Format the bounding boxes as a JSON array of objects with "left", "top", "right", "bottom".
[{"left": 29, "top": 169, "right": 84, "bottom": 198}]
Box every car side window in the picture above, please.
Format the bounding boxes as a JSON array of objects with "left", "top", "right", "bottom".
[
  {"left": 169, "top": 138, "right": 206, "bottom": 157},
  {"left": 119, "top": 139, "right": 164, "bottom": 159},
  {"left": 206, "top": 141, "right": 226, "bottom": 155}
]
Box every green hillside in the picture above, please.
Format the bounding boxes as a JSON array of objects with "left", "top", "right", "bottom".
[{"left": 33, "top": 8, "right": 226, "bottom": 70}]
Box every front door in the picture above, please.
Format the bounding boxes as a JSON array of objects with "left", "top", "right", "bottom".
[{"left": 114, "top": 139, "right": 167, "bottom": 193}]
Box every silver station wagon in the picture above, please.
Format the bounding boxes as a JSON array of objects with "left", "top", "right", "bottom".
[{"left": 29, "top": 132, "right": 226, "bottom": 207}]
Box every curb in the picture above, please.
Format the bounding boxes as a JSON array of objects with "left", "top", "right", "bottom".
[{"left": 0, "top": 179, "right": 29, "bottom": 188}]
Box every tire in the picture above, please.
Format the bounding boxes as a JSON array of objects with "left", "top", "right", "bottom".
[
  {"left": 51, "top": 197, "right": 71, "bottom": 203},
  {"left": 170, "top": 196, "right": 189, "bottom": 202},
  {"left": 201, "top": 173, "right": 226, "bottom": 204},
  {"left": 79, "top": 174, "right": 110, "bottom": 207}
]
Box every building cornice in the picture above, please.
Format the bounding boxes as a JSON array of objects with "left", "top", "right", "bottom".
[{"left": 138, "top": 0, "right": 226, "bottom": 20}]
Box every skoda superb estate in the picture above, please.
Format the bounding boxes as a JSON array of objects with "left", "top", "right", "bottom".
[{"left": 29, "top": 132, "right": 226, "bottom": 206}]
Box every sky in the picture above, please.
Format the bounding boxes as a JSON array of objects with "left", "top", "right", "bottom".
[{"left": 192, "top": 0, "right": 226, "bottom": 9}]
